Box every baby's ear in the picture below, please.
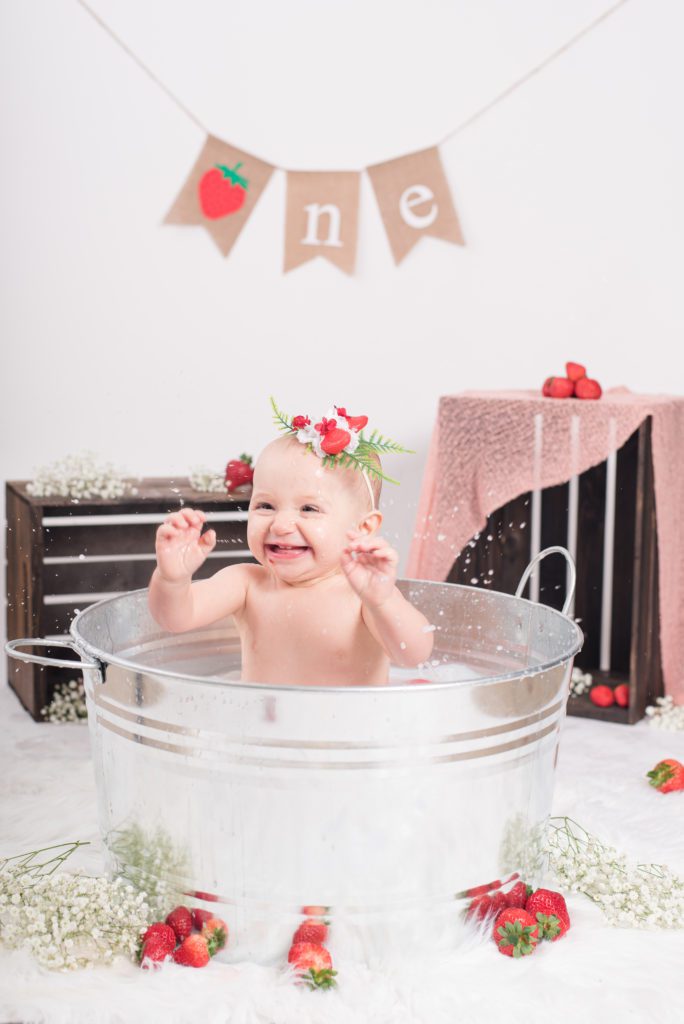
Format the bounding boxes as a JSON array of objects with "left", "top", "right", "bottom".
[{"left": 358, "top": 510, "right": 382, "bottom": 535}]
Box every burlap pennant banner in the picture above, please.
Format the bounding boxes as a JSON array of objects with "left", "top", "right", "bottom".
[
  {"left": 367, "top": 147, "right": 465, "bottom": 264},
  {"left": 164, "top": 135, "right": 274, "bottom": 257},
  {"left": 284, "top": 171, "right": 360, "bottom": 275}
]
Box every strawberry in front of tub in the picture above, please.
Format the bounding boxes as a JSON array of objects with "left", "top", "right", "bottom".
[
  {"left": 646, "top": 758, "right": 684, "bottom": 794},
  {"left": 198, "top": 162, "right": 249, "bottom": 219}
]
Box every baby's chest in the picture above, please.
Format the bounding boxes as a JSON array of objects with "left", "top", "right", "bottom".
[{"left": 242, "top": 590, "right": 367, "bottom": 657}]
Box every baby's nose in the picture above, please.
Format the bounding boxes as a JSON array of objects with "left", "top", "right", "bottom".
[{"left": 272, "top": 514, "right": 297, "bottom": 534}]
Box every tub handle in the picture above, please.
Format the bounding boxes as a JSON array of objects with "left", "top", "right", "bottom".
[
  {"left": 5, "top": 638, "right": 105, "bottom": 679},
  {"left": 515, "top": 546, "right": 576, "bottom": 617}
]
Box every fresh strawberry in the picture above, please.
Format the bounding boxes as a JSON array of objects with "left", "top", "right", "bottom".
[
  {"left": 301, "top": 905, "right": 329, "bottom": 918},
  {"left": 173, "top": 933, "right": 210, "bottom": 968},
  {"left": 575, "top": 377, "right": 602, "bottom": 400},
  {"left": 526, "top": 888, "right": 570, "bottom": 940},
  {"left": 545, "top": 377, "right": 575, "bottom": 399},
  {"left": 505, "top": 881, "right": 533, "bottom": 909},
  {"left": 165, "top": 905, "right": 193, "bottom": 942},
  {"left": 287, "top": 942, "right": 337, "bottom": 990},
  {"left": 566, "top": 362, "right": 586, "bottom": 382},
  {"left": 140, "top": 922, "right": 176, "bottom": 948},
  {"left": 293, "top": 918, "right": 328, "bottom": 945},
  {"left": 139, "top": 932, "right": 176, "bottom": 968},
  {"left": 191, "top": 907, "right": 215, "bottom": 931},
  {"left": 613, "top": 683, "right": 630, "bottom": 707},
  {"left": 589, "top": 684, "right": 615, "bottom": 707},
  {"left": 225, "top": 454, "right": 253, "bottom": 492},
  {"left": 467, "top": 891, "right": 507, "bottom": 921},
  {"left": 646, "top": 758, "right": 684, "bottom": 794},
  {"left": 492, "top": 908, "right": 540, "bottom": 957},
  {"left": 201, "top": 916, "right": 228, "bottom": 953}
]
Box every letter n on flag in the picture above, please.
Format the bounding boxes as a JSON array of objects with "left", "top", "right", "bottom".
[
  {"left": 164, "top": 135, "right": 274, "bottom": 257},
  {"left": 367, "top": 147, "right": 465, "bottom": 264},
  {"left": 284, "top": 172, "right": 360, "bottom": 275}
]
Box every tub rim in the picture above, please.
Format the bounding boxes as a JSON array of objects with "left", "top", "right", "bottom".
[{"left": 69, "top": 582, "right": 584, "bottom": 694}]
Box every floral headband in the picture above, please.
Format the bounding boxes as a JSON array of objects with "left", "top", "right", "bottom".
[{"left": 270, "top": 397, "right": 413, "bottom": 509}]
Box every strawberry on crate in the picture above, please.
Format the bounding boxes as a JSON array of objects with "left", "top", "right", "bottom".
[
  {"left": 543, "top": 377, "right": 574, "bottom": 399},
  {"left": 165, "top": 905, "right": 193, "bottom": 942},
  {"left": 614, "top": 683, "right": 630, "bottom": 708},
  {"left": 526, "top": 888, "right": 571, "bottom": 941},
  {"left": 293, "top": 918, "right": 329, "bottom": 945},
  {"left": 566, "top": 361, "right": 587, "bottom": 382},
  {"left": 575, "top": 378, "right": 602, "bottom": 400},
  {"left": 589, "top": 684, "right": 615, "bottom": 708},
  {"left": 287, "top": 942, "right": 337, "bottom": 990},
  {"left": 173, "top": 933, "right": 211, "bottom": 968},
  {"left": 646, "top": 758, "right": 684, "bottom": 794},
  {"left": 492, "top": 908, "right": 540, "bottom": 958},
  {"left": 225, "top": 453, "right": 254, "bottom": 493}
]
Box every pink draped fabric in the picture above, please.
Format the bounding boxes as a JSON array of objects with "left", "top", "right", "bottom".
[{"left": 406, "top": 389, "right": 684, "bottom": 703}]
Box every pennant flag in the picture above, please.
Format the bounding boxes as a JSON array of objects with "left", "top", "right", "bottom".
[
  {"left": 284, "top": 171, "right": 360, "bottom": 275},
  {"left": 165, "top": 136, "right": 274, "bottom": 257},
  {"left": 367, "top": 147, "right": 465, "bottom": 264}
]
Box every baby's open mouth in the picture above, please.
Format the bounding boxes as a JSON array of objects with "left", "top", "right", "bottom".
[{"left": 266, "top": 543, "right": 310, "bottom": 558}]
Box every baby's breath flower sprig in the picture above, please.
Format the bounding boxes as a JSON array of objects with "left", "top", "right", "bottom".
[
  {"left": 41, "top": 679, "right": 87, "bottom": 723},
  {"left": 544, "top": 816, "right": 684, "bottom": 929},
  {"left": 188, "top": 466, "right": 227, "bottom": 493},
  {"left": 26, "top": 451, "right": 132, "bottom": 500},
  {"left": 0, "top": 840, "right": 151, "bottom": 970},
  {"left": 645, "top": 695, "right": 684, "bottom": 731},
  {"left": 569, "top": 667, "right": 592, "bottom": 698}
]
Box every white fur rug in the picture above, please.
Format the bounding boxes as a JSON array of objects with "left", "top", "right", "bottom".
[{"left": 1, "top": 681, "right": 683, "bottom": 1024}]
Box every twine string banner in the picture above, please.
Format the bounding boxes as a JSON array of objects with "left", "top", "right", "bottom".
[{"left": 75, "top": 0, "right": 631, "bottom": 271}]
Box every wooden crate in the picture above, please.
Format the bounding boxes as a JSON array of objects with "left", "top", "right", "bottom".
[
  {"left": 447, "top": 419, "right": 662, "bottom": 723},
  {"left": 5, "top": 478, "right": 254, "bottom": 720}
]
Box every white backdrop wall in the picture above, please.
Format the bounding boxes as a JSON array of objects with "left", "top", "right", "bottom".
[{"left": 1, "top": 0, "right": 683, "bottom": 650}]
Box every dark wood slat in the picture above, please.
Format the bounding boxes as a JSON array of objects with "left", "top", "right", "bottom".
[
  {"left": 573, "top": 461, "right": 606, "bottom": 673},
  {"left": 449, "top": 494, "right": 531, "bottom": 596},
  {"left": 43, "top": 554, "right": 257, "bottom": 595},
  {"left": 44, "top": 520, "right": 249, "bottom": 558},
  {"left": 610, "top": 429, "right": 639, "bottom": 675},
  {"left": 539, "top": 482, "right": 569, "bottom": 612}
]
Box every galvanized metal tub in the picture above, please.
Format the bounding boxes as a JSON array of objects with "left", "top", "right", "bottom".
[{"left": 7, "top": 548, "right": 582, "bottom": 964}]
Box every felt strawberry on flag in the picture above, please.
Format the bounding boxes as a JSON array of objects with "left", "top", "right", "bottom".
[
  {"left": 225, "top": 454, "right": 253, "bottom": 492},
  {"left": 198, "top": 163, "right": 249, "bottom": 220}
]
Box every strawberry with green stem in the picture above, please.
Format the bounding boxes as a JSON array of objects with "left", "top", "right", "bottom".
[
  {"left": 198, "top": 163, "right": 249, "bottom": 219},
  {"left": 647, "top": 758, "right": 684, "bottom": 794}
]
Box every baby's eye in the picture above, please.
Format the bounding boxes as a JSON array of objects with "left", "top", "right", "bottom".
[
  {"left": 302, "top": 505, "right": 320, "bottom": 513},
  {"left": 254, "top": 502, "right": 274, "bottom": 510}
]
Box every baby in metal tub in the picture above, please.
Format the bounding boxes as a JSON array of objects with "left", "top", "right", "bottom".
[{"left": 148, "top": 399, "right": 434, "bottom": 685}]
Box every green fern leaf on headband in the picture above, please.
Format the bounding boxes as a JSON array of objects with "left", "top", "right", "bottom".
[{"left": 270, "top": 395, "right": 293, "bottom": 433}]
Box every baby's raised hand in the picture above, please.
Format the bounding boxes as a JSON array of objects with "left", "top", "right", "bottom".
[
  {"left": 340, "top": 529, "right": 398, "bottom": 607},
  {"left": 155, "top": 508, "right": 216, "bottom": 583}
]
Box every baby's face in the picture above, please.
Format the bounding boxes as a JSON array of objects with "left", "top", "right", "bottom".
[{"left": 247, "top": 438, "right": 371, "bottom": 584}]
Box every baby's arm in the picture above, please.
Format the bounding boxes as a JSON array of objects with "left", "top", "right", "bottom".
[
  {"left": 148, "top": 508, "right": 249, "bottom": 633},
  {"left": 341, "top": 530, "right": 434, "bottom": 667}
]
